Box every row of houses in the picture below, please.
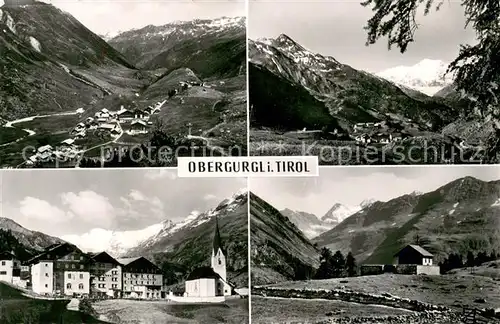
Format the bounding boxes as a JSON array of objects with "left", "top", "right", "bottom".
[
  {"left": 360, "top": 245, "right": 440, "bottom": 276},
  {"left": 0, "top": 219, "right": 234, "bottom": 302},
  {"left": 353, "top": 132, "right": 411, "bottom": 144},
  {"left": 26, "top": 141, "right": 80, "bottom": 166},
  {"left": 0, "top": 243, "right": 164, "bottom": 299}
]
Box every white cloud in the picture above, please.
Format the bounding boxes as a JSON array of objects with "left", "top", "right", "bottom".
[
  {"left": 19, "top": 197, "right": 72, "bottom": 223},
  {"left": 203, "top": 194, "right": 217, "bottom": 201},
  {"left": 129, "top": 190, "right": 146, "bottom": 201},
  {"left": 60, "top": 191, "right": 115, "bottom": 226},
  {"left": 61, "top": 223, "right": 164, "bottom": 256},
  {"left": 144, "top": 169, "right": 177, "bottom": 180}
]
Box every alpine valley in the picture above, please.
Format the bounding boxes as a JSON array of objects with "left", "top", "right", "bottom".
[
  {"left": 0, "top": 190, "right": 249, "bottom": 288},
  {"left": 250, "top": 177, "right": 500, "bottom": 323},
  {"left": 0, "top": 0, "right": 246, "bottom": 168},
  {"left": 248, "top": 35, "right": 499, "bottom": 165}
]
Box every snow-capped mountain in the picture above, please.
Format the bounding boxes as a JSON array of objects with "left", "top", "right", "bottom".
[
  {"left": 376, "top": 59, "right": 454, "bottom": 95},
  {"left": 137, "top": 188, "right": 247, "bottom": 251},
  {"left": 280, "top": 208, "right": 332, "bottom": 239},
  {"left": 321, "top": 203, "right": 363, "bottom": 226},
  {"left": 126, "top": 189, "right": 248, "bottom": 274},
  {"left": 249, "top": 35, "right": 457, "bottom": 137},
  {"left": 108, "top": 16, "right": 246, "bottom": 69},
  {"left": 60, "top": 222, "right": 171, "bottom": 257},
  {"left": 61, "top": 189, "right": 247, "bottom": 258}
]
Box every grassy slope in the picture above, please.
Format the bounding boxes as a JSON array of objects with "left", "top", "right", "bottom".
[
  {"left": 265, "top": 273, "right": 500, "bottom": 311},
  {"left": 312, "top": 177, "right": 500, "bottom": 265},
  {"left": 250, "top": 192, "right": 320, "bottom": 285},
  {"left": 0, "top": 283, "right": 106, "bottom": 324},
  {"left": 251, "top": 296, "right": 412, "bottom": 324},
  {"left": 249, "top": 63, "right": 340, "bottom": 132},
  {"left": 312, "top": 194, "right": 421, "bottom": 262},
  {"left": 93, "top": 298, "right": 248, "bottom": 324}
]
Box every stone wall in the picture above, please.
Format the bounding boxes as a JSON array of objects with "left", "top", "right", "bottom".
[
  {"left": 416, "top": 266, "right": 440, "bottom": 275},
  {"left": 360, "top": 265, "right": 384, "bottom": 276},
  {"left": 252, "top": 286, "right": 450, "bottom": 314},
  {"left": 394, "top": 264, "right": 418, "bottom": 275}
]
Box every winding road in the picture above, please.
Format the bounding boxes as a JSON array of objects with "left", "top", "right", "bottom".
[{"left": 1, "top": 110, "right": 80, "bottom": 148}]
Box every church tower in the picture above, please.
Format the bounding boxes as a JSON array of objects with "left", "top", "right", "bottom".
[{"left": 211, "top": 216, "right": 231, "bottom": 296}]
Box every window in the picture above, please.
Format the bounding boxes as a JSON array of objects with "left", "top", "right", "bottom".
[
  {"left": 68, "top": 273, "right": 71, "bottom": 279},
  {"left": 45, "top": 263, "right": 48, "bottom": 267},
  {"left": 65, "top": 264, "right": 69, "bottom": 269},
  {"left": 80, "top": 256, "right": 84, "bottom": 261},
  {"left": 112, "top": 284, "right": 117, "bottom": 288},
  {"left": 45, "top": 273, "right": 49, "bottom": 277},
  {"left": 0, "top": 271, "right": 6, "bottom": 275},
  {"left": 71, "top": 264, "right": 75, "bottom": 269},
  {"left": 79, "top": 274, "right": 84, "bottom": 279},
  {"left": 218, "top": 258, "right": 222, "bottom": 265},
  {"left": 66, "top": 283, "right": 72, "bottom": 289},
  {"left": 45, "top": 284, "right": 48, "bottom": 288},
  {"left": 80, "top": 265, "right": 84, "bottom": 270},
  {"left": 78, "top": 283, "right": 84, "bottom": 290}
]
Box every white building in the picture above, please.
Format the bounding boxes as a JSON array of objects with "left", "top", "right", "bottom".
[
  {"left": 31, "top": 261, "right": 54, "bottom": 295},
  {"left": 117, "top": 257, "right": 163, "bottom": 299},
  {"left": 184, "top": 217, "right": 232, "bottom": 298},
  {"left": 64, "top": 271, "right": 90, "bottom": 296},
  {"left": 89, "top": 252, "right": 122, "bottom": 298},
  {"left": 0, "top": 251, "right": 20, "bottom": 284}
]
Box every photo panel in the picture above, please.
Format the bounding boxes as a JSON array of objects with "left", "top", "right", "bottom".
[
  {"left": 0, "top": 0, "right": 247, "bottom": 168},
  {"left": 248, "top": 0, "right": 499, "bottom": 165},
  {"left": 0, "top": 169, "right": 249, "bottom": 323},
  {"left": 249, "top": 165, "right": 500, "bottom": 323}
]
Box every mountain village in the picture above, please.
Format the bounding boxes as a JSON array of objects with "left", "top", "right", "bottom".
[
  {"left": 24, "top": 80, "right": 206, "bottom": 167},
  {"left": 0, "top": 218, "right": 238, "bottom": 303}
]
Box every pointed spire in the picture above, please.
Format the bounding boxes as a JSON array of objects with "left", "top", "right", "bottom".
[{"left": 213, "top": 216, "right": 224, "bottom": 255}]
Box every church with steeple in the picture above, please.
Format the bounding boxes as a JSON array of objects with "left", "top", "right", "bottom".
[{"left": 182, "top": 217, "right": 232, "bottom": 300}]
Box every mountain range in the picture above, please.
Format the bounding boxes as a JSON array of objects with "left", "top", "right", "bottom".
[
  {"left": 251, "top": 176, "right": 500, "bottom": 284},
  {"left": 279, "top": 202, "right": 365, "bottom": 239},
  {"left": 0, "top": 1, "right": 247, "bottom": 166},
  {"left": 375, "top": 59, "right": 453, "bottom": 96},
  {"left": 0, "top": 189, "right": 249, "bottom": 287},
  {"left": 249, "top": 34, "right": 496, "bottom": 163}
]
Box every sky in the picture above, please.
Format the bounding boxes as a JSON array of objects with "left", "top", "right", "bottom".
[
  {"left": 249, "top": 0, "right": 478, "bottom": 72},
  {"left": 250, "top": 166, "right": 500, "bottom": 217},
  {"left": 0, "top": 0, "right": 245, "bottom": 35},
  {"left": 1, "top": 169, "right": 246, "bottom": 238}
]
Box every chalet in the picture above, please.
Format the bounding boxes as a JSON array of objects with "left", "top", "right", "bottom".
[
  {"left": 143, "top": 106, "right": 154, "bottom": 115},
  {"left": 117, "top": 109, "right": 135, "bottom": 122},
  {"left": 60, "top": 138, "right": 75, "bottom": 148},
  {"left": 88, "top": 252, "right": 122, "bottom": 298},
  {"left": 27, "top": 243, "right": 91, "bottom": 297},
  {"left": 372, "top": 133, "right": 392, "bottom": 144},
  {"left": 128, "top": 120, "right": 149, "bottom": 135},
  {"left": 394, "top": 245, "right": 434, "bottom": 266},
  {"left": 37, "top": 145, "right": 53, "bottom": 154},
  {"left": 133, "top": 109, "right": 146, "bottom": 120},
  {"left": 354, "top": 134, "right": 371, "bottom": 144},
  {"left": 85, "top": 117, "right": 94, "bottom": 123},
  {"left": 0, "top": 251, "right": 21, "bottom": 285},
  {"left": 74, "top": 130, "right": 86, "bottom": 139},
  {"left": 117, "top": 257, "right": 163, "bottom": 299},
  {"left": 99, "top": 123, "right": 120, "bottom": 135}
]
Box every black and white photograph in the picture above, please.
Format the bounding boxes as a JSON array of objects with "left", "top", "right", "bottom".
[
  {"left": 0, "top": 0, "right": 246, "bottom": 168},
  {"left": 0, "top": 169, "right": 249, "bottom": 323},
  {"left": 249, "top": 166, "right": 500, "bottom": 323},
  {"left": 248, "top": 0, "right": 500, "bottom": 165}
]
